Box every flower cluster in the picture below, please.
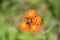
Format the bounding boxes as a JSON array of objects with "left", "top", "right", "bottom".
[{"left": 18, "top": 9, "right": 42, "bottom": 33}]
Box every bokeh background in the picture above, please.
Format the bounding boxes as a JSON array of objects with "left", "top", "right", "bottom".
[{"left": 0, "top": 0, "right": 60, "bottom": 40}]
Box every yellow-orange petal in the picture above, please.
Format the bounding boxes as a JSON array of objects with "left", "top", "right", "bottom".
[
  {"left": 18, "top": 18, "right": 29, "bottom": 32},
  {"left": 25, "top": 9, "right": 36, "bottom": 18}
]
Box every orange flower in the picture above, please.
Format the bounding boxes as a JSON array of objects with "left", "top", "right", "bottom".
[
  {"left": 18, "top": 9, "right": 42, "bottom": 33},
  {"left": 30, "top": 22, "right": 40, "bottom": 33},
  {"left": 18, "top": 18, "right": 29, "bottom": 32},
  {"left": 32, "top": 16, "right": 42, "bottom": 25},
  {"left": 25, "top": 9, "right": 36, "bottom": 18}
]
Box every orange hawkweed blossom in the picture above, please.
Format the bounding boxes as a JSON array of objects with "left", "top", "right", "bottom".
[
  {"left": 30, "top": 22, "right": 40, "bottom": 33},
  {"left": 18, "top": 18, "right": 30, "bottom": 32},
  {"left": 25, "top": 9, "right": 36, "bottom": 18},
  {"left": 18, "top": 9, "right": 42, "bottom": 33},
  {"left": 32, "top": 16, "right": 42, "bottom": 25}
]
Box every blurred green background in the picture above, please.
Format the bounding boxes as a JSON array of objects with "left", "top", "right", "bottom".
[{"left": 0, "top": 0, "right": 60, "bottom": 40}]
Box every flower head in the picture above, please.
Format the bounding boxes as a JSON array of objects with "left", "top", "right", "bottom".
[
  {"left": 18, "top": 9, "right": 42, "bottom": 33},
  {"left": 25, "top": 9, "right": 36, "bottom": 18},
  {"left": 18, "top": 18, "right": 29, "bottom": 32},
  {"left": 30, "top": 22, "right": 40, "bottom": 33},
  {"left": 32, "top": 16, "right": 42, "bottom": 25}
]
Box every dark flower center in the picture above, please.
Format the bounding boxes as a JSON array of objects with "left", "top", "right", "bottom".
[{"left": 27, "top": 18, "right": 32, "bottom": 25}]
